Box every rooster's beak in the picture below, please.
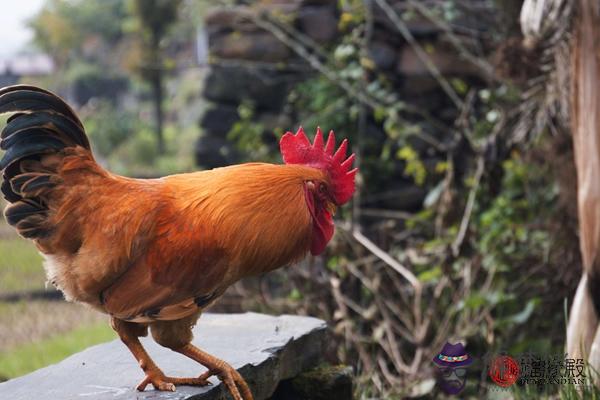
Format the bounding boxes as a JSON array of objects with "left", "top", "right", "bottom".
[{"left": 326, "top": 202, "right": 337, "bottom": 216}]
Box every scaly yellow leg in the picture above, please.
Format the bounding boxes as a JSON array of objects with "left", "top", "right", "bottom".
[
  {"left": 173, "top": 343, "right": 254, "bottom": 400},
  {"left": 111, "top": 318, "right": 211, "bottom": 392}
]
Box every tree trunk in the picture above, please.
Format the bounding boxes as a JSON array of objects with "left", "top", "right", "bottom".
[
  {"left": 567, "top": 0, "right": 600, "bottom": 374},
  {"left": 151, "top": 31, "right": 164, "bottom": 155},
  {"left": 152, "top": 72, "right": 164, "bottom": 155}
]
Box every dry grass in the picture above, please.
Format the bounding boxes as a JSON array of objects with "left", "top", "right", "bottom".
[
  {"left": 0, "top": 237, "right": 45, "bottom": 293},
  {"left": 0, "top": 203, "right": 114, "bottom": 378},
  {"left": 0, "top": 301, "right": 108, "bottom": 352},
  {"left": 0, "top": 322, "right": 115, "bottom": 380}
]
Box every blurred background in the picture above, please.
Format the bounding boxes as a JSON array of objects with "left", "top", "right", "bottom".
[{"left": 0, "top": 0, "right": 584, "bottom": 398}]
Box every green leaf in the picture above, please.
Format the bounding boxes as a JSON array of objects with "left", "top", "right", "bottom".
[
  {"left": 418, "top": 265, "right": 442, "bottom": 283},
  {"left": 288, "top": 288, "right": 302, "bottom": 301}
]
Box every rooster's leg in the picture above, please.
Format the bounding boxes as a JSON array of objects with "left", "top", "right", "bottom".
[
  {"left": 174, "top": 343, "right": 254, "bottom": 400},
  {"left": 111, "top": 317, "right": 210, "bottom": 392},
  {"left": 150, "top": 314, "right": 253, "bottom": 400}
]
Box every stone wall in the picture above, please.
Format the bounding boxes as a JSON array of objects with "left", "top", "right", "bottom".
[
  {"left": 199, "top": 0, "right": 489, "bottom": 211},
  {"left": 197, "top": 1, "right": 337, "bottom": 169}
]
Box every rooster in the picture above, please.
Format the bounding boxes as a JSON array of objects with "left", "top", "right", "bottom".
[{"left": 0, "top": 85, "right": 356, "bottom": 400}]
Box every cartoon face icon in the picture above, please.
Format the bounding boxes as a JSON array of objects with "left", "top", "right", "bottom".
[
  {"left": 433, "top": 342, "right": 473, "bottom": 395},
  {"left": 437, "top": 365, "right": 468, "bottom": 394}
]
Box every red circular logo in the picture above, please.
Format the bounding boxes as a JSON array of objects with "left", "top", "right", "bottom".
[{"left": 489, "top": 355, "right": 520, "bottom": 387}]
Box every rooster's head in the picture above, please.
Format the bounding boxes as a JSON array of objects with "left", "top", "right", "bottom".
[{"left": 279, "top": 127, "right": 357, "bottom": 255}]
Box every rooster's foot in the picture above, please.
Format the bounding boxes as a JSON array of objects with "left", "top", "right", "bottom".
[
  {"left": 198, "top": 364, "right": 251, "bottom": 400},
  {"left": 136, "top": 370, "right": 211, "bottom": 392}
]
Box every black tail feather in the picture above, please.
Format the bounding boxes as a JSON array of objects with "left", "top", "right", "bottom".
[
  {"left": 2, "top": 111, "right": 89, "bottom": 148},
  {"left": 0, "top": 86, "right": 83, "bottom": 129},
  {"left": 0, "top": 85, "right": 89, "bottom": 239},
  {"left": 0, "top": 137, "right": 67, "bottom": 170},
  {"left": 1, "top": 179, "right": 19, "bottom": 202},
  {"left": 1, "top": 128, "right": 69, "bottom": 151},
  {"left": 10, "top": 173, "right": 54, "bottom": 197},
  {"left": 16, "top": 214, "right": 50, "bottom": 239},
  {"left": 4, "top": 201, "right": 45, "bottom": 225}
]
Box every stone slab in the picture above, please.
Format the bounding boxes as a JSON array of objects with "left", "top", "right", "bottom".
[{"left": 0, "top": 313, "right": 327, "bottom": 400}]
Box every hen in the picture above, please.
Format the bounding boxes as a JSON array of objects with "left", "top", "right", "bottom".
[{"left": 0, "top": 85, "right": 356, "bottom": 400}]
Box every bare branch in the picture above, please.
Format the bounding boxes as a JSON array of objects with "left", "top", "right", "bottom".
[
  {"left": 344, "top": 225, "right": 421, "bottom": 291},
  {"left": 373, "top": 0, "right": 464, "bottom": 108},
  {"left": 406, "top": 0, "right": 496, "bottom": 79},
  {"left": 451, "top": 155, "right": 485, "bottom": 256}
]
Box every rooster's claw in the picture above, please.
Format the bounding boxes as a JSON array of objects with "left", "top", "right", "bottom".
[
  {"left": 198, "top": 364, "right": 253, "bottom": 400},
  {"left": 136, "top": 370, "right": 211, "bottom": 392},
  {"left": 137, "top": 374, "right": 176, "bottom": 392}
]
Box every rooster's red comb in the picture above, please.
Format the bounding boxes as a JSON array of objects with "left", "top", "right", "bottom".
[{"left": 280, "top": 127, "right": 357, "bottom": 205}]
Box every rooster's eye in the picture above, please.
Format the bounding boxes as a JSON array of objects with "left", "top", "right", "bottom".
[{"left": 319, "top": 183, "right": 326, "bottom": 193}]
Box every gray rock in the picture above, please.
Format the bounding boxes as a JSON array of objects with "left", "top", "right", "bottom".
[
  {"left": 200, "top": 105, "right": 240, "bottom": 137},
  {"left": 298, "top": 6, "right": 338, "bottom": 43},
  {"left": 205, "top": 7, "right": 257, "bottom": 33},
  {"left": 397, "top": 44, "right": 481, "bottom": 78},
  {"left": 202, "top": 65, "right": 293, "bottom": 110},
  {"left": 0, "top": 313, "right": 327, "bottom": 400},
  {"left": 372, "top": 2, "right": 440, "bottom": 37},
  {"left": 256, "top": 112, "right": 292, "bottom": 134},
  {"left": 270, "top": 365, "right": 354, "bottom": 400},
  {"left": 255, "top": 0, "right": 303, "bottom": 15},
  {"left": 371, "top": 2, "right": 488, "bottom": 38},
  {"left": 364, "top": 183, "right": 427, "bottom": 211},
  {"left": 301, "top": 0, "right": 337, "bottom": 5},
  {"left": 210, "top": 32, "right": 291, "bottom": 62},
  {"left": 368, "top": 41, "right": 397, "bottom": 70},
  {"left": 195, "top": 134, "right": 239, "bottom": 169},
  {"left": 400, "top": 75, "right": 440, "bottom": 95}
]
